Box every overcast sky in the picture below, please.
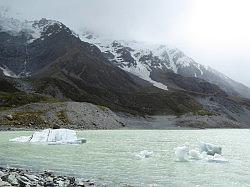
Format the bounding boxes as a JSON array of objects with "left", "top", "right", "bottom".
[{"left": 1, "top": 0, "right": 250, "bottom": 86}]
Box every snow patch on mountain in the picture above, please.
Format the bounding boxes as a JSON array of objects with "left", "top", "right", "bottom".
[
  {"left": 0, "top": 15, "right": 65, "bottom": 43},
  {"left": 79, "top": 30, "right": 244, "bottom": 96},
  {"left": 79, "top": 31, "right": 219, "bottom": 90},
  {"left": 123, "top": 61, "right": 168, "bottom": 90},
  {"left": 0, "top": 66, "right": 19, "bottom": 78},
  {"left": 79, "top": 31, "right": 169, "bottom": 90}
]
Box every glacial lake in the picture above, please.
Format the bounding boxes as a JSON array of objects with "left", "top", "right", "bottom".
[{"left": 0, "top": 130, "right": 250, "bottom": 187}]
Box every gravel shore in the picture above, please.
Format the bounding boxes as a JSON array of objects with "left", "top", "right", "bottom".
[{"left": 0, "top": 101, "right": 249, "bottom": 130}]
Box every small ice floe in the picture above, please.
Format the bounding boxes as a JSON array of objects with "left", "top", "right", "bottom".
[
  {"left": 199, "top": 142, "right": 222, "bottom": 156},
  {"left": 189, "top": 149, "right": 202, "bottom": 160},
  {"left": 174, "top": 146, "right": 189, "bottom": 162},
  {"left": 10, "top": 136, "right": 32, "bottom": 143},
  {"left": 9, "top": 129, "right": 86, "bottom": 145},
  {"left": 136, "top": 150, "right": 154, "bottom": 159},
  {"left": 174, "top": 142, "right": 227, "bottom": 163}
]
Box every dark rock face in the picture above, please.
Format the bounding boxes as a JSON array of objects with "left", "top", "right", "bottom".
[
  {"left": 139, "top": 52, "right": 165, "bottom": 68},
  {"left": 0, "top": 32, "right": 28, "bottom": 75},
  {"left": 115, "top": 47, "right": 136, "bottom": 67},
  {"left": 102, "top": 51, "right": 115, "bottom": 60},
  {"left": 150, "top": 69, "right": 227, "bottom": 97},
  {"left": 0, "top": 74, "right": 19, "bottom": 92}
]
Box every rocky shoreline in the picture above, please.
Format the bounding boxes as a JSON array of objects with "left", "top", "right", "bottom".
[{"left": 0, "top": 167, "right": 95, "bottom": 187}]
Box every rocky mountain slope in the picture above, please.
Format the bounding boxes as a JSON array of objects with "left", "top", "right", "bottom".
[
  {"left": 0, "top": 16, "right": 250, "bottom": 128},
  {"left": 0, "top": 16, "right": 205, "bottom": 115},
  {"left": 80, "top": 31, "right": 250, "bottom": 99}
]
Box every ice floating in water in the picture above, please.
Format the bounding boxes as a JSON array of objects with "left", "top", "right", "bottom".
[
  {"left": 189, "top": 149, "right": 202, "bottom": 160},
  {"left": 10, "top": 129, "right": 86, "bottom": 144},
  {"left": 200, "top": 142, "right": 222, "bottom": 156},
  {"left": 174, "top": 146, "right": 189, "bottom": 162},
  {"left": 136, "top": 150, "right": 153, "bottom": 159},
  {"left": 10, "top": 136, "right": 31, "bottom": 143},
  {"left": 174, "top": 142, "right": 227, "bottom": 163}
]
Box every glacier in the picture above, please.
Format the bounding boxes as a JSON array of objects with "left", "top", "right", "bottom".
[{"left": 9, "top": 129, "right": 86, "bottom": 144}]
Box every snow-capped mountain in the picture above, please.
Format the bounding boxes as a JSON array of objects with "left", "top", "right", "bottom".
[
  {"left": 2, "top": 16, "right": 250, "bottom": 122},
  {"left": 0, "top": 16, "right": 78, "bottom": 77},
  {"left": 1, "top": 15, "right": 250, "bottom": 99},
  {"left": 0, "top": 15, "right": 78, "bottom": 43},
  {"left": 80, "top": 31, "right": 250, "bottom": 99}
]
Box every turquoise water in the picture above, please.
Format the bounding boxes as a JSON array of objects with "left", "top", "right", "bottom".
[{"left": 0, "top": 130, "right": 250, "bottom": 186}]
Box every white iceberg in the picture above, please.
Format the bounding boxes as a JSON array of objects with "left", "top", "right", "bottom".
[
  {"left": 189, "top": 149, "right": 202, "bottom": 160},
  {"left": 199, "top": 142, "right": 222, "bottom": 156},
  {"left": 9, "top": 129, "right": 86, "bottom": 144},
  {"left": 10, "top": 136, "right": 32, "bottom": 143},
  {"left": 174, "top": 146, "right": 189, "bottom": 162},
  {"left": 174, "top": 142, "right": 227, "bottom": 163}
]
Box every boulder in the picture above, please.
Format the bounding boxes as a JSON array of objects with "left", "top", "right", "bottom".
[
  {"left": 0, "top": 179, "right": 11, "bottom": 187},
  {"left": 0, "top": 171, "right": 5, "bottom": 178},
  {"left": 23, "top": 174, "right": 39, "bottom": 182},
  {"left": 6, "top": 115, "right": 13, "bottom": 121},
  {"left": 7, "top": 173, "right": 18, "bottom": 185}
]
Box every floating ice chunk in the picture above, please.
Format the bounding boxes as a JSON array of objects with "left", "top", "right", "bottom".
[
  {"left": 199, "top": 142, "right": 222, "bottom": 156},
  {"left": 9, "top": 129, "right": 86, "bottom": 144},
  {"left": 136, "top": 150, "right": 153, "bottom": 159},
  {"left": 29, "top": 129, "right": 52, "bottom": 143},
  {"left": 174, "top": 146, "right": 189, "bottom": 162},
  {"left": 9, "top": 136, "right": 31, "bottom": 143},
  {"left": 189, "top": 149, "right": 202, "bottom": 160},
  {"left": 174, "top": 142, "right": 226, "bottom": 163}
]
